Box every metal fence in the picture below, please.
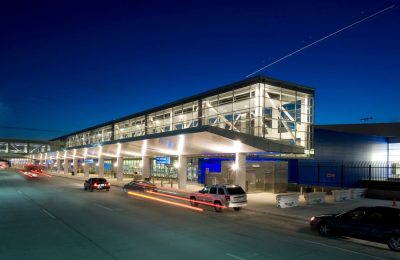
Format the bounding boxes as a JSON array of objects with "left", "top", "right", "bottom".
[{"left": 294, "top": 161, "right": 400, "bottom": 188}]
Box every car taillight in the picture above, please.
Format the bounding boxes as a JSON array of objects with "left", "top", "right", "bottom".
[
  {"left": 94, "top": 183, "right": 98, "bottom": 186},
  {"left": 107, "top": 182, "right": 110, "bottom": 186},
  {"left": 225, "top": 195, "right": 230, "bottom": 201}
]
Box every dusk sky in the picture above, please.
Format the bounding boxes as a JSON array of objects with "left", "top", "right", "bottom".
[{"left": 0, "top": 0, "right": 399, "bottom": 140}]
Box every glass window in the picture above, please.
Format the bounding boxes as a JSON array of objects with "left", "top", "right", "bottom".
[
  {"left": 227, "top": 187, "right": 246, "bottom": 195},
  {"left": 217, "top": 188, "right": 225, "bottom": 195},
  {"left": 209, "top": 187, "right": 217, "bottom": 194}
]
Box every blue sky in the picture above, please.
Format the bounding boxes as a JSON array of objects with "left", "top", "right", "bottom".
[{"left": 0, "top": 0, "right": 399, "bottom": 140}]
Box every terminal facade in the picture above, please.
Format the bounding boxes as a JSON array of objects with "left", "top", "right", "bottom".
[{"left": 28, "top": 76, "right": 315, "bottom": 192}]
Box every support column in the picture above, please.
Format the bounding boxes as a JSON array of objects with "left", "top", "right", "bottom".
[
  {"left": 235, "top": 153, "right": 246, "bottom": 189},
  {"left": 300, "top": 96, "right": 309, "bottom": 147},
  {"left": 98, "top": 156, "right": 104, "bottom": 178},
  {"left": 84, "top": 163, "right": 90, "bottom": 178},
  {"left": 142, "top": 156, "right": 151, "bottom": 179},
  {"left": 73, "top": 157, "right": 78, "bottom": 176},
  {"left": 116, "top": 157, "right": 124, "bottom": 182},
  {"left": 178, "top": 155, "right": 187, "bottom": 190},
  {"left": 255, "top": 83, "right": 265, "bottom": 137},
  {"left": 64, "top": 159, "right": 69, "bottom": 174},
  {"left": 56, "top": 159, "right": 61, "bottom": 173}
]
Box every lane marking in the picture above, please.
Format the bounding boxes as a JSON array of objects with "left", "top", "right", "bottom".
[
  {"left": 95, "top": 203, "right": 114, "bottom": 211},
  {"left": 42, "top": 209, "right": 56, "bottom": 219},
  {"left": 226, "top": 253, "right": 246, "bottom": 260},
  {"left": 303, "top": 240, "right": 387, "bottom": 259}
]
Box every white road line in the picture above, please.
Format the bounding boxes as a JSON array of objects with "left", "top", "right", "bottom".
[
  {"left": 95, "top": 203, "right": 114, "bottom": 211},
  {"left": 303, "top": 240, "right": 387, "bottom": 260},
  {"left": 226, "top": 253, "right": 246, "bottom": 260},
  {"left": 42, "top": 209, "right": 56, "bottom": 219}
]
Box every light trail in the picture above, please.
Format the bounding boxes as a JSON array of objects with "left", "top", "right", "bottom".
[
  {"left": 146, "top": 190, "right": 227, "bottom": 209},
  {"left": 246, "top": 4, "right": 395, "bottom": 77},
  {"left": 127, "top": 191, "right": 204, "bottom": 212}
]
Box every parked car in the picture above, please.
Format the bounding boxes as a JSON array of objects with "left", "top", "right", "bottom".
[
  {"left": 123, "top": 180, "right": 157, "bottom": 193},
  {"left": 84, "top": 178, "right": 110, "bottom": 192},
  {"left": 189, "top": 184, "right": 247, "bottom": 212},
  {"left": 310, "top": 206, "right": 400, "bottom": 251}
]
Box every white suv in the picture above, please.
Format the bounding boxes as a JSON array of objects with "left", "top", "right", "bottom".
[{"left": 189, "top": 184, "right": 247, "bottom": 212}]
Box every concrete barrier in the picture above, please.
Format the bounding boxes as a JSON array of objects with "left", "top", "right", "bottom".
[
  {"left": 350, "top": 188, "right": 367, "bottom": 199},
  {"left": 332, "top": 190, "right": 350, "bottom": 202},
  {"left": 276, "top": 193, "right": 300, "bottom": 208},
  {"left": 304, "top": 192, "right": 326, "bottom": 204}
]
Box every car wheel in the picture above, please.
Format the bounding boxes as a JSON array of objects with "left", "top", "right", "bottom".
[
  {"left": 84, "top": 186, "right": 87, "bottom": 191},
  {"left": 106, "top": 189, "right": 110, "bottom": 192},
  {"left": 190, "top": 197, "right": 198, "bottom": 207},
  {"left": 234, "top": 207, "right": 241, "bottom": 211},
  {"left": 388, "top": 235, "right": 400, "bottom": 251},
  {"left": 318, "top": 222, "right": 332, "bottom": 236},
  {"left": 89, "top": 188, "right": 93, "bottom": 192},
  {"left": 214, "top": 201, "right": 223, "bottom": 213}
]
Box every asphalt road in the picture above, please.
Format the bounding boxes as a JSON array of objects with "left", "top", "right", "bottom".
[{"left": 0, "top": 169, "right": 397, "bottom": 260}]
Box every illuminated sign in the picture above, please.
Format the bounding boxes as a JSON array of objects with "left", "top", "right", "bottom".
[
  {"left": 84, "top": 159, "right": 94, "bottom": 164},
  {"left": 155, "top": 157, "right": 170, "bottom": 165},
  {"left": 326, "top": 173, "right": 336, "bottom": 178}
]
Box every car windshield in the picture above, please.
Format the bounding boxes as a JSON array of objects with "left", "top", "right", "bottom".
[{"left": 227, "top": 187, "right": 245, "bottom": 195}]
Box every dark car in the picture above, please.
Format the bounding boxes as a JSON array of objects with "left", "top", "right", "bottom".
[
  {"left": 84, "top": 178, "right": 110, "bottom": 192},
  {"left": 123, "top": 180, "right": 157, "bottom": 193},
  {"left": 310, "top": 206, "right": 400, "bottom": 251}
]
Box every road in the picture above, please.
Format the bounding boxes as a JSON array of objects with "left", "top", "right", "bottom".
[{"left": 0, "top": 169, "right": 397, "bottom": 260}]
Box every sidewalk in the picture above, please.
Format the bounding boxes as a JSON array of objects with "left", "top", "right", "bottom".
[{"left": 46, "top": 171, "right": 394, "bottom": 221}]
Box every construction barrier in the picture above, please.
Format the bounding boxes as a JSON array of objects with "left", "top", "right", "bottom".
[
  {"left": 304, "top": 192, "right": 326, "bottom": 204},
  {"left": 276, "top": 193, "right": 300, "bottom": 208},
  {"left": 349, "top": 188, "right": 367, "bottom": 199},
  {"left": 332, "top": 190, "right": 350, "bottom": 202}
]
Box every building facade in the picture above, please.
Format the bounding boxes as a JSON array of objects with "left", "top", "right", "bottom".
[{"left": 30, "top": 76, "right": 315, "bottom": 192}]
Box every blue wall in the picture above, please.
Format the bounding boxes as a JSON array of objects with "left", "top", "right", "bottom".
[
  {"left": 313, "top": 129, "right": 387, "bottom": 161},
  {"left": 294, "top": 129, "right": 388, "bottom": 188}
]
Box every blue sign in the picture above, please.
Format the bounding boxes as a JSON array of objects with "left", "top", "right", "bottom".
[
  {"left": 155, "top": 157, "right": 170, "bottom": 165},
  {"left": 84, "top": 159, "right": 94, "bottom": 164}
]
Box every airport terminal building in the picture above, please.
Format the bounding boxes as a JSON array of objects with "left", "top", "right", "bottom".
[{"left": 29, "top": 76, "right": 315, "bottom": 192}]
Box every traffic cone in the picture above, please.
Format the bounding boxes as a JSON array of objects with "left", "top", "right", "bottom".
[{"left": 393, "top": 199, "right": 397, "bottom": 207}]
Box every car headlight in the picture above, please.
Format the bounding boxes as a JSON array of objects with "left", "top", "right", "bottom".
[{"left": 310, "top": 216, "right": 315, "bottom": 222}]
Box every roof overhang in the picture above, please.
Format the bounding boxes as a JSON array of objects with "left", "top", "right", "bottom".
[{"left": 35, "top": 126, "right": 305, "bottom": 159}]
